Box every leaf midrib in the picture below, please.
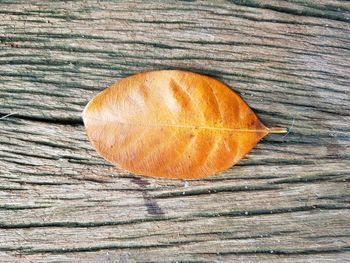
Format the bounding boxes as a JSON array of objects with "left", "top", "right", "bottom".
[{"left": 83, "top": 116, "right": 268, "bottom": 133}]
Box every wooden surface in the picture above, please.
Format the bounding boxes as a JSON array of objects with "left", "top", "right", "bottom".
[{"left": 0, "top": 1, "right": 349, "bottom": 262}]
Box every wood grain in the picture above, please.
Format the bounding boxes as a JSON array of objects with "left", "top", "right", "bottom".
[{"left": 0, "top": 0, "right": 349, "bottom": 262}]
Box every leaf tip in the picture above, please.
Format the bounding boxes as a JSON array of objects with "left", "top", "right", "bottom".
[{"left": 268, "top": 127, "right": 288, "bottom": 134}]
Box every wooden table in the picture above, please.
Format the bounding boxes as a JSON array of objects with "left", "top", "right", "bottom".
[{"left": 1, "top": 1, "right": 349, "bottom": 262}]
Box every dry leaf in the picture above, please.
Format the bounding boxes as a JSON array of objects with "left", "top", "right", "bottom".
[{"left": 83, "top": 70, "right": 285, "bottom": 179}]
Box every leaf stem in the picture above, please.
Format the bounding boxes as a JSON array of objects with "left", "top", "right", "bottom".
[{"left": 269, "top": 127, "right": 288, "bottom": 134}]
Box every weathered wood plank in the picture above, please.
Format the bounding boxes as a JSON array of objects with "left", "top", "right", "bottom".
[{"left": 0, "top": 0, "right": 349, "bottom": 262}]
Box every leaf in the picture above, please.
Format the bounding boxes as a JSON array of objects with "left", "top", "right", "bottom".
[{"left": 83, "top": 70, "right": 285, "bottom": 179}]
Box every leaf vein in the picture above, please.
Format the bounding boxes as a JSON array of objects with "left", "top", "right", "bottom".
[{"left": 84, "top": 117, "right": 267, "bottom": 133}]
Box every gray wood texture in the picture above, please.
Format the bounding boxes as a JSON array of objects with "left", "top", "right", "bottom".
[{"left": 0, "top": 0, "right": 349, "bottom": 262}]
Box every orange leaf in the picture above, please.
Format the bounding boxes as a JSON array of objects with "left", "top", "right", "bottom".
[{"left": 83, "top": 70, "right": 285, "bottom": 179}]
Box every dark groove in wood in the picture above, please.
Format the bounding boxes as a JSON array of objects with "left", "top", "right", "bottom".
[
  {"left": 200, "top": 246, "right": 350, "bottom": 256},
  {"left": 230, "top": 0, "right": 350, "bottom": 23},
  {"left": 0, "top": 113, "right": 83, "bottom": 126},
  {"left": 155, "top": 185, "right": 279, "bottom": 198},
  {"left": 195, "top": 205, "right": 349, "bottom": 219}
]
